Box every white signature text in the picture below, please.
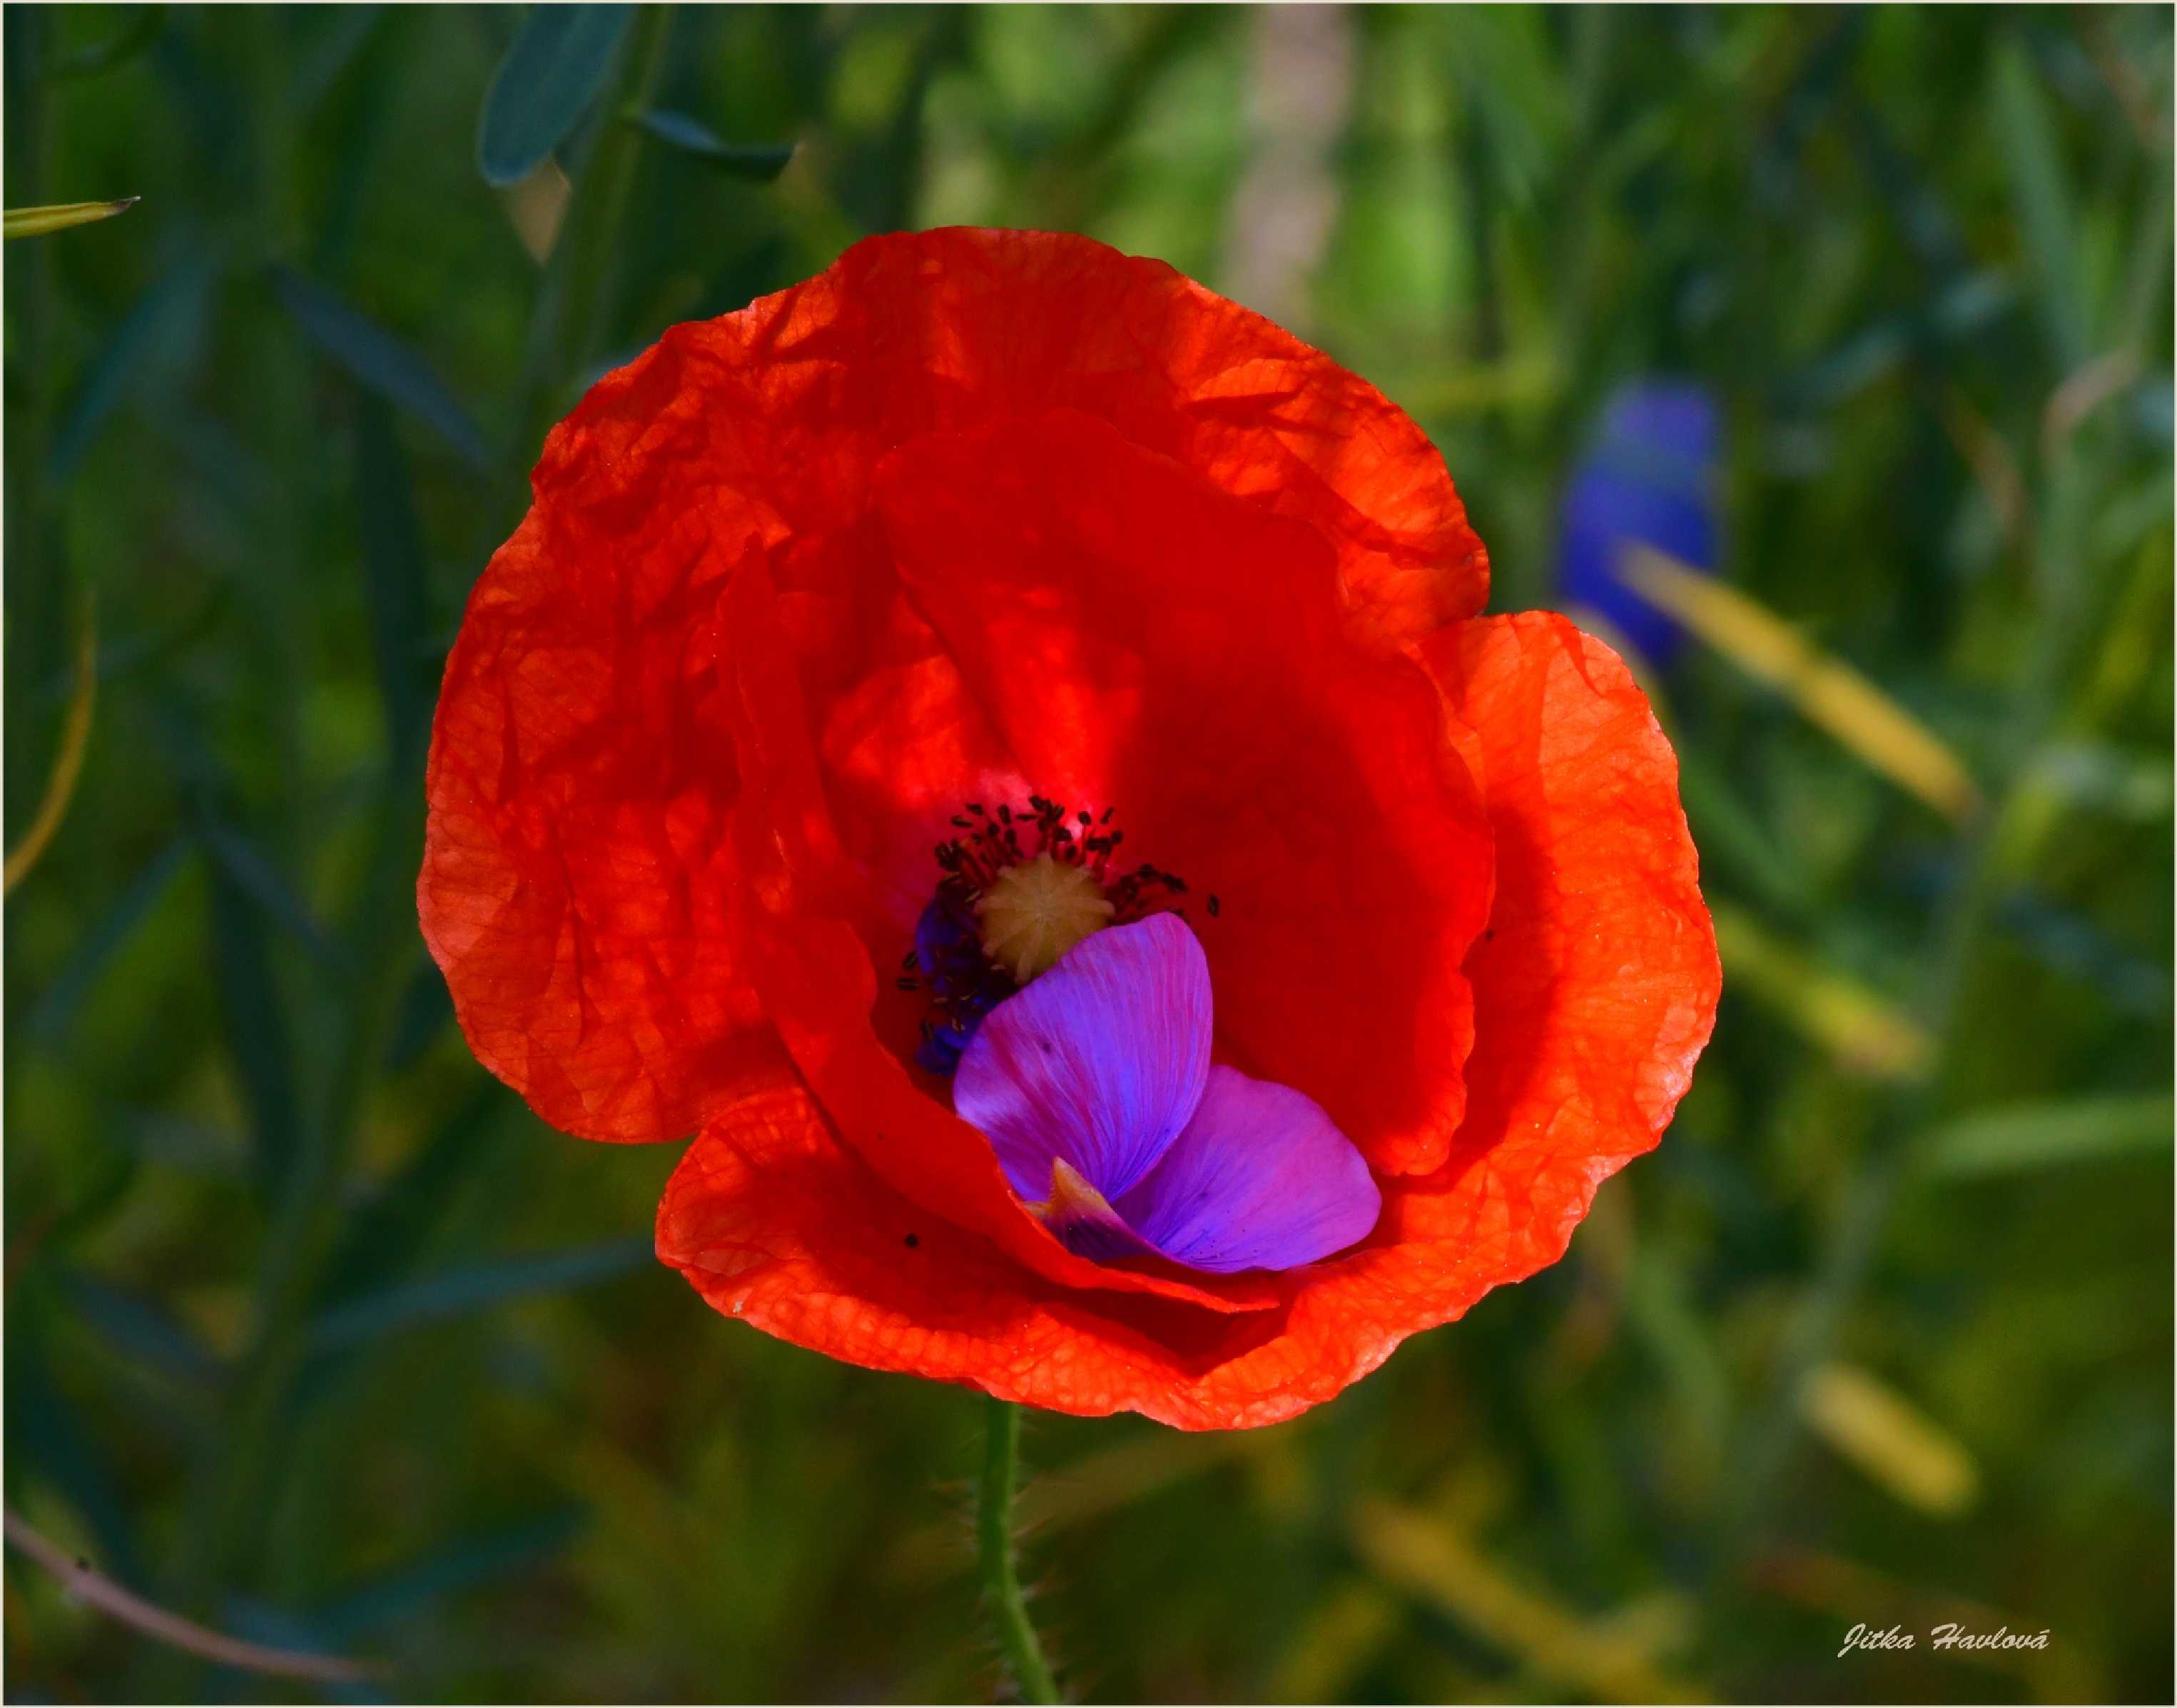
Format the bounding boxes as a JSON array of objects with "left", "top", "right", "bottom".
[{"left": 1839, "top": 1622, "right": 2051, "bottom": 1659}]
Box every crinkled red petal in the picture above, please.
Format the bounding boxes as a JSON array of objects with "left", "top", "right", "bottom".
[
  {"left": 871, "top": 410, "right": 1491, "bottom": 1174},
  {"left": 722, "top": 561, "right": 1285, "bottom": 1318},
  {"left": 418, "top": 507, "right": 790, "bottom": 1141},
  {"left": 421, "top": 228, "right": 1483, "bottom": 1143},
  {"left": 661, "top": 614, "right": 1717, "bottom": 1428}
]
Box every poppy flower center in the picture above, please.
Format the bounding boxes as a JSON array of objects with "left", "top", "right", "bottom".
[
  {"left": 900, "top": 794, "right": 1193, "bottom": 1073},
  {"left": 894, "top": 798, "right": 1380, "bottom": 1276},
  {"left": 975, "top": 854, "right": 1114, "bottom": 981}
]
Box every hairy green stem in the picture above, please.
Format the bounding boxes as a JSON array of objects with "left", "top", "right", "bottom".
[{"left": 977, "top": 1398, "right": 1059, "bottom": 1705}]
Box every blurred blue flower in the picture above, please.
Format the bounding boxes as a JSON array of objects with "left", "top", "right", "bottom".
[{"left": 1557, "top": 381, "right": 1722, "bottom": 664}]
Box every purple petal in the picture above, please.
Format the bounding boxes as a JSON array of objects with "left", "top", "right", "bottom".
[
  {"left": 1113, "top": 1065, "right": 1381, "bottom": 1274},
  {"left": 952, "top": 913, "right": 1212, "bottom": 1202}
]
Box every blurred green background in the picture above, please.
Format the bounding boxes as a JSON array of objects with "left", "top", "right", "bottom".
[{"left": 4, "top": 4, "right": 2171, "bottom": 1702}]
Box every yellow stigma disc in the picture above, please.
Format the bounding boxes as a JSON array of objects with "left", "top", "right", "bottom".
[{"left": 975, "top": 853, "right": 1115, "bottom": 982}]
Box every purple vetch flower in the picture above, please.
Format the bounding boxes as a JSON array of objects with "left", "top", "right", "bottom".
[{"left": 951, "top": 914, "right": 1383, "bottom": 1274}]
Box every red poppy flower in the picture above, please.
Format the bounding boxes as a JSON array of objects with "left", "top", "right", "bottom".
[{"left": 420, "top": 227, "right": 1719, "bottom": 1430}]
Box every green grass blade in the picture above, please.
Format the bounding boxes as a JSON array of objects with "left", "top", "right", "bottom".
[
  {"left": 315, "top": 1087, "right": 518, "bottom": 1306},
  {"left": 24, "top": 837, "right": 196, "bottom": 1045},
  {"left": 269, "top": 267, "right": 492, "bottom": 470},
  {"left": 352, "top": 397, "right": 434, "bottom": 775},
  {"left": 205, "top": 840, "right": 305, "bottom": 1200},
  {"left": 1992, "top": 39, "right": 2091, "bottom": 370},
  {"left": 51, "top": 7, "right": 165, "bottom": 81},
  {"left": 57, "top": 1272, "right": 222, "bottom": 1388},
  {"left": 621, "top": 108, "right": 795, "bottom": 179},
  {"left": 5, "top": 1308, "right": 149, "bottom": 1587},
  {"left": 1917, "top": 1094, "right": 2173, "bottom": 1179},
  {"left": 50, "top": 253, "right": 221, "bottom": 482},
  {"left": 475, "top": 4, "right": 634, "bottom": 188},
  {"left": 313, "top": 1508, "right": 587, "bottom": 1640},
  {"left": 384, "top": 963, "right": 453, "bottom": 1069},
  {"left": 200, "top": 823, "right": 346, "bottom": 972},
  {"left": 304, "top": 1238, "right": 655, "bottom": 1356}
]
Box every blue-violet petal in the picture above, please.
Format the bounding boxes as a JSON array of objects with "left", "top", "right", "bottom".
[
  {"left": 1115, "top": 1064, "right": 1381, "bottom": 1273},
  {"left": 952, "top": 913, "right": 1211, "bottom": 1203}
]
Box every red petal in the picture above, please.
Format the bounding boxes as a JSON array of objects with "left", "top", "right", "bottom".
[
  {"left": 735, "top": 228, "right": 1488, "bottom": 638},
  {"left": 872, "top": 410, "right": 1493, "bottom": 1174},
  {"left": 1427, "top": 614, "right": 1720, "bottom": 1174},
  {"left": 723, "top": 564, "right": 1284, "bottom": 1319},
  {"left": 657, "top": 1084, "right": 1342, "bottom": 1429},
  {"left": 1322, "top": 613, "right": 1720, "bottom": 1339},
  {"left": 419, "top": 509, "right": 789, "bottom": 1141},
  {"left": 424, "top": 228, "right": 1481, "bottom": 1142},
  {"left": 661, "top": 614, "right": 1716, "bottom": 1429}
]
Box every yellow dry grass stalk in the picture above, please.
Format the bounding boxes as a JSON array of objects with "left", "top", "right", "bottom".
[
  {"left": 1621, "top": 547, "right": 1981, "bottom": 822},
  {"left": 5, "top": 598, "right": 97, "bottom": 895},
  {"left": 5, "top": 198, "right": 138, "bottom": 238},
  {"left": 1349, "top": 1499, "right": 1710, "bottom": 1704},
  {"left": 1710, "top": 902, "right": 1936, "bottom": 1082},
  {"left": 1799, "top": 1361, "right": 1981, "bottom": 1518}
]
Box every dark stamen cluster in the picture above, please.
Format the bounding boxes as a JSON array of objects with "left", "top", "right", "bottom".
[
  {"left": 931, "top": 796, "right": 1127, "bottom": 886},
  {"left": 898, "top": 885, "right": 1015, "bottom": 1072},
  {"left": 1107, "top": 860, "right": 1189, "bottom": 923},
  {"left": 900, "top": 794, "right": 1202, "bottom": 1072}
]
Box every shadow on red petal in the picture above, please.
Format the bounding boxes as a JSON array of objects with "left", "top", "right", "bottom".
[{"left": 875, "top": 410, "right": 1493, "bottom": 1176}]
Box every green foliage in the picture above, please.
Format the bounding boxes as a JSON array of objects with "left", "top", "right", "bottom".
[
  {"left": 475, "top": 5, "right": 634, "bottom": 189},
  {"left": 4, "top": 4, "right": 2170, "bottom": 1703},
  {"left": 271, "top": 267, "right": 494, "bottom": 470},
  {"left": 619, "top": 109, "right": 796, "bottom": 181}
]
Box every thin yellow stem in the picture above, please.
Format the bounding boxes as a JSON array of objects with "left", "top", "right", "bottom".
[{"left": 5, "top": 594, "right": 96, "bottom": 894}]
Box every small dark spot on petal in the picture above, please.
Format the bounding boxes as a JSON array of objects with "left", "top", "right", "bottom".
[{"left": 903, "top": 1233, "right": 920, "bottom": 1249}]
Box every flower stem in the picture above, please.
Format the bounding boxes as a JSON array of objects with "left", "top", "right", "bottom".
[{"left": 977, "top": 1398, "right": 1060, "bottom": 1704}]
